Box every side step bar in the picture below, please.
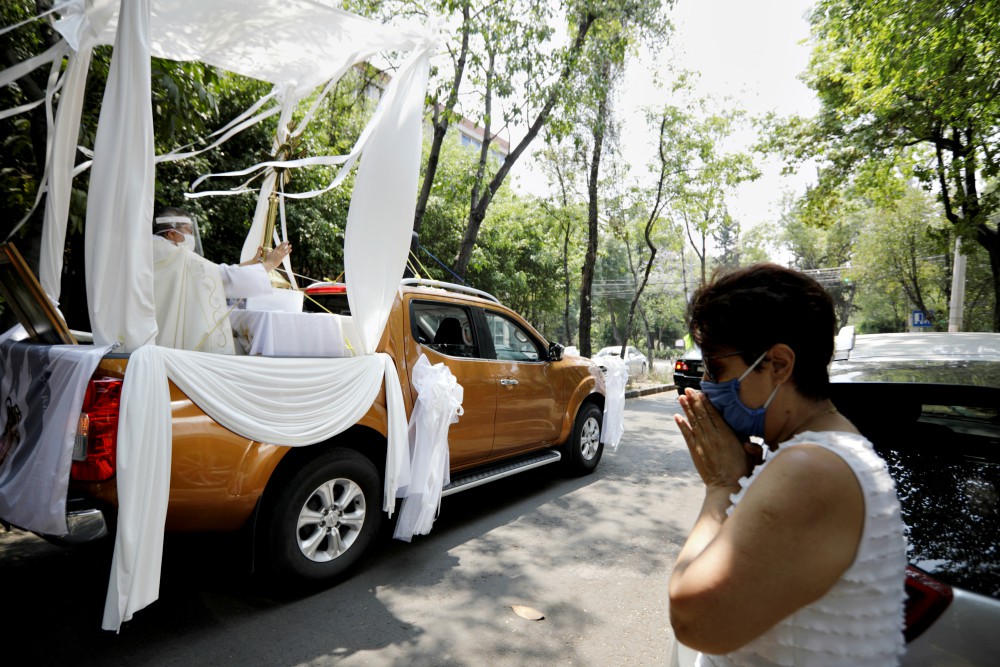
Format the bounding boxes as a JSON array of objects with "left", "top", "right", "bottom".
[{"left": 441, "top": 449, "right": 562, "bottom": 497}]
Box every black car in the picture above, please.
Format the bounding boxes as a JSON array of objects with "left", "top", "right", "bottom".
[
  {"left": 829, "top": 328, "right": 1000, "bottom": 664},
  {"left": 673, "top": 346, "right": 703, "bottom": 395}
]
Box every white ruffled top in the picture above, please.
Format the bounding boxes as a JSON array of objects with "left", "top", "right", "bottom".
[{"left": 697, "top": 431, "right": 908, "bottom": 667}]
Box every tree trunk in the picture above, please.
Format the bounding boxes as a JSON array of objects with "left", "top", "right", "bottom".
[
  {"left": 413, "top": 1, "right": 470, "bottom": 235},
  {"left": 578, "top": 83, "right": 607, "bottom": 358},
  {"left": 453, "top": 14, "right": 596, "bottom": 278},
  {"left": 563, "top": 218, "right": 573, "bottom": 345}
]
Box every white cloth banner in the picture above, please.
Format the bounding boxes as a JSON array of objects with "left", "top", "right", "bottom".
[
  {"left": 393, "top": 355, "right": 463, "bottom": 542},
  {"left": 102, "top": 344, "right": 410, "bottom": 632},
  {"left": 83, "top": 0, "right": 156, "bottom": 351},
  {"left": 600, "top": 356, "right": 627, "bottom": 451},
  {"left": 0, "top": 340, "right": 112, "bottom": 535}
]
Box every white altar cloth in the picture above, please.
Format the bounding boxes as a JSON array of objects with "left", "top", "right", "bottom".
[{"left": 230, "top": 310, "right": 354, "bottom": 358}]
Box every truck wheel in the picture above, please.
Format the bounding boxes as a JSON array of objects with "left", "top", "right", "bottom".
[
  {"left": 564, "top": 403, "right": 603, "bottom": 476},
  {"left": 258, "top": 448, "right": 383, "bottom": 584}
]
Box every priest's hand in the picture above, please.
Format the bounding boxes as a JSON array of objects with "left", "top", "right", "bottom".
[{"left": 260, "top": 242, "right": 292, "bottom": 272}]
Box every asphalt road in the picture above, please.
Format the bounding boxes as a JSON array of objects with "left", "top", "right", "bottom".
[{"left": 2, "top": 391, "right": 701, "bottom": 666}]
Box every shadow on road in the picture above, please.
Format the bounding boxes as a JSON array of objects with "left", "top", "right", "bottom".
[{"left": 2, "top": 394, "right": 701, "bottom": 665}]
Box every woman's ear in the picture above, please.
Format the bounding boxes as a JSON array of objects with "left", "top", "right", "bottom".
[{"left": 768, "top": 344, "right": 796, "bottom": 384}]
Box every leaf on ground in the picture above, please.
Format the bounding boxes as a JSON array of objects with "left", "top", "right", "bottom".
[{"left": 511, "top": 604, "right": 545, "bottom": 621}]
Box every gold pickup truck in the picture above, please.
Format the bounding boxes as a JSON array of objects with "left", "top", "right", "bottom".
[{"left": 65, "top": 279, "right": 605, "bottom": 583}]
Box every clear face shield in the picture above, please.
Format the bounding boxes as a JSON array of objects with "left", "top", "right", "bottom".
[{"left": 154, "top": 214, "right": 205, "bottom": 256}]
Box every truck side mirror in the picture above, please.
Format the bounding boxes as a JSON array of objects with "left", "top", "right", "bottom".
[{"left": 548, "top": 342, "right": 564, "bottom": 362}]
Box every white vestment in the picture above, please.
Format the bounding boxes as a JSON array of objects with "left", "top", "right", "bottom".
[{"left": 152, "top": 236, "right": 270, "bottom": 353}]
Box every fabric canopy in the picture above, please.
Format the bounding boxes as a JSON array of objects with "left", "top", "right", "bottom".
[
  {"left": 42, "top": 0, "right": 436, "bottom": 351},
  {"left": 55, "top": 0, "right": 425, "bottom": 92}
]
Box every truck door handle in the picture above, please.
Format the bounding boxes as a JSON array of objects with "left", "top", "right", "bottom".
[{"left": 500, "top": 378, "right": 518, "bottom": 386}]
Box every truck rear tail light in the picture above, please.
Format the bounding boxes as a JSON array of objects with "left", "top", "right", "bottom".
[
  {"left": 675, "top": 360, "right": 689, "bottom": 372},
  {"left": 71, "top": 376, "right": 123, "bottom": 482},
  {"left": 904, "top": 565, "right": 953, "bottom": 643}
]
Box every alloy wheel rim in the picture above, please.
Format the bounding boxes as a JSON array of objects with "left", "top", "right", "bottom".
[
  {"left": 580, "top": 416, "right": 600, "bottom": 460},
  {"left": 295, "top": 477, "right": 366, "bottom": 562}
]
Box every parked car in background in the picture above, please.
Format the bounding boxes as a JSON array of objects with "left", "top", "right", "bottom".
[
  {"left": 673, "top": 346, "right": 702, "bottom": 395},
  {"left": 829, "top": 328, "right": 1000, "bottom": 666},
  {"left": 594, "top": 345, "right": 648, "bottom": 378}
]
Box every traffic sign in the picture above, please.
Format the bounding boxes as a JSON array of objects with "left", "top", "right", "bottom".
[{"left": 911, "top": 310, "right": 932, "bottom": 327}]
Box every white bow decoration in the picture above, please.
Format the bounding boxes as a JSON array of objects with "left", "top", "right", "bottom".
[{"left": 393, "top": 354, "right": 464, "bottom": 541}]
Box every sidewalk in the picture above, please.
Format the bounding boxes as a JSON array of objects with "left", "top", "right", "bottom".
[{"left": 625, "top": 382, "right": 674, "bottom": 399}]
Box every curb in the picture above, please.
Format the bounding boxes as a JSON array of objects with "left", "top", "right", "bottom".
[{"left": 625, "top": 383, "right": 675, "bottom": 399}]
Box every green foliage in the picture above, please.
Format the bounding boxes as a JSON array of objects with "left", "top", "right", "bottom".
[
  {"left": 667, "top": 94, "right": 761, "bottom": 285},
  {"left": 804, "top": 0, "right": 1000, "bottom": 328},
  {"left": 851, "top": 185, "right": 951, "bottom": 331}
]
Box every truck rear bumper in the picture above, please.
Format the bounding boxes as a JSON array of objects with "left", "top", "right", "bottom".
[{"left": 36, "top": 505, "right": 110, "bottom": 546}]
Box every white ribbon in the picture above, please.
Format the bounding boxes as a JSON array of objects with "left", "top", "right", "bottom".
[
  {"left": 394, "top": 354, "right": 464, "bottom": 542},
  {"left": 5, "top": 41, "right": 70, "bottom": 242},
  {"left": 0, "top": 40, "right": 67, "bottom": 90},
  {"left": 0, "top": 1, "right": 75, "bottom": 40}
]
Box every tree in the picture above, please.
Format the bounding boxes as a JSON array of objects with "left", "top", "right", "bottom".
[
  {"left": 776, "top": 188, "right": 860, "bottom": 327},
  {"left": 852, "top": 186, "right": 952, "bottom": 330},
  {"left": 805, "top": 0, "right": 1000, "bottom": 330},
  {"left": 454, "top": 3, "right": 596, "bottom": 279},
  {"left": 577, "top": 52, "right": 615, "bottom": 358},
  {"left": 673, "top": 104, "right": 759, "bottom": 285},
  {"left": 616, "top": 109, "right": 678, "bottom": 365},
  {"left": 537, "top": 141, "right": 588, "bottom": 345}
]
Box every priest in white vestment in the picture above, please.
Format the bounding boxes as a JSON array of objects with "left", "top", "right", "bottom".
[{"left": 152, "top": 208, "right": 292, "bottom": 354}]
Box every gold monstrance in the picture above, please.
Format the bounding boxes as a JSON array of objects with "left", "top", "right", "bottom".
[{"left": 261, "top": 131, "right": 304, "bottom": 289}]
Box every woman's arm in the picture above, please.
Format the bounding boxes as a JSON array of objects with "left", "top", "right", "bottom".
[
  {"left": 668, "top": 443, "right": 864, "bottom": 654},
  {"left": 669, "top": 389, "right": 864, "bottom": 654}
]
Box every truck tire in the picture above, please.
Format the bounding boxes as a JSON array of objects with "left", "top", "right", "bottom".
[
  {"left": 564, "top": 402, "right": 603, "bottom": 476},
  {"left": 257, "top": 448, "right": 383, "bottom": 584}
]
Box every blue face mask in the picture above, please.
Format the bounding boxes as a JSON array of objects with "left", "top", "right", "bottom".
[{"left": 700, "top": 350, "right": 780, "bottom": 442}]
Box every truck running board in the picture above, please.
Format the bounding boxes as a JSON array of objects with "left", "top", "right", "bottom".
[{"left": 441, "top": 449, "right": 562, "bottom": 497}]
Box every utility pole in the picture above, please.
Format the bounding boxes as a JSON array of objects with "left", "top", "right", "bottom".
[{"left": 948, "top": 237, "right": 966, "bottom": 332}]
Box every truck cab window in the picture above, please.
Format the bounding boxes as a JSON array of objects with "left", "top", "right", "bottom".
[
  {"left": 410, "top": 302, "right": 479, "bottom": 359},
  {"left": 485, "top": 312, "right": 542, "bottom": 362}
]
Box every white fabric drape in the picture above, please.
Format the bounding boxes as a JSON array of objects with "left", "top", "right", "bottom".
[
  {"left": 0, "top": 340, "right": 112, "bottom": 535},
  {"left": 393, "top": 355, "right": 463, "bottom": 542},
  {"left": 102, "top": 344, "right": 410, "bottom": 631},
  {"left": 344, "top": 49, "right": 430, "bottom": 355},
  {"left": 83, "top": 0, "right": 156, "bottom": 351},
  {"left": 600, "top": 357, "right": 627, "bottom": 451},
  {"left": 102, "top": 344, "right": 171, "bottom": 632},
  {"left": 39, "top": 44, "right": 93, "bottom": 301}
]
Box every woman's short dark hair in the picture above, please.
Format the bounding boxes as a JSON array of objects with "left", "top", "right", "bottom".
[{"left": 687, "top": 263, "right": 837, "bottom": 399}]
